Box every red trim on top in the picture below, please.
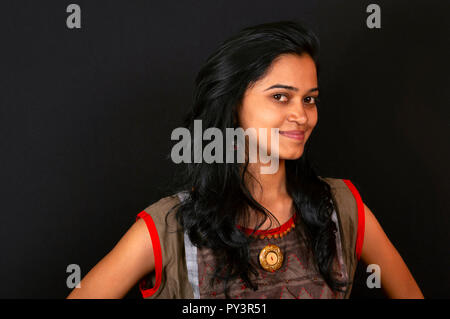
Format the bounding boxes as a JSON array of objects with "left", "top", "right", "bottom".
[
  {"left": 342, "top": 179, "right": 365, "bottom": 261},
  {"left": 136, "top": 211, "right": 162, "bottom": 298},
  {"left": 237, "top": 213, "right": 297, "bottom": 236}
]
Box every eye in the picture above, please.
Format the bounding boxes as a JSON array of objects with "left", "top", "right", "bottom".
[
  {"left": 304, "top": 96, "right": 320, "bottom": 105},
  {"left": 273, "top": 93, "right": 289, "bottom": 103}
]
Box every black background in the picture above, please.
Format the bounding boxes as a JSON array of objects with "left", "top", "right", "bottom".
[{"left": 1, "top": 0, "right": 448, "bottom": 298}]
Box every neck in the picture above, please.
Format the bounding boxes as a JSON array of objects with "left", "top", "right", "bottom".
[
  {"left": 245, "top": 159, "right": 288, "bottom": 202},
  {"left": 239, "top": 159, "right": 295, "bottom": 229}
]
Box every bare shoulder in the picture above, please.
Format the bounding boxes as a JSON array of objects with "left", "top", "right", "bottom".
[
  {"left": 66, "top": 194, "right": 182, "bottom": 299},
  {"left": 66, "top": 217, "right": 155, "bottom": 299},
  {"left": 360, "top": 202, "right": 424, "bottom": 298},
  {"left": 106, "top": 216, "right": 156, "bottom": 278},
  {"left": 361, "top": 202, "right": 386, "bottom": 256},
  {"left": 129, "top": 217, "right": 156, "bottom": 270}
]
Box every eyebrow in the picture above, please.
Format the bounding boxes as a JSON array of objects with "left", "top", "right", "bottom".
[{"left": 264, "top": 84, "right": 319, "bottom": 94}]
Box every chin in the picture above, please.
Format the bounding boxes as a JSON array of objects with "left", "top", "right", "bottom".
[{"left": 279, "top": 149, "right": 304, "bottom": 160}]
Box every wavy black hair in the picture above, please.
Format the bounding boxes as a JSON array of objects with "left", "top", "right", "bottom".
[{"left": 165, "top": 20, "right": 349, "bottom": 297}]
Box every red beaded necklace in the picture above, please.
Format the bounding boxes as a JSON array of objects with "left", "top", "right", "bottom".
[{"left": 236, "top": 213, "right": 297, "bottom": 240}]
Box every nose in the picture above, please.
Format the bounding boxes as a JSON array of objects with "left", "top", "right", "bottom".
[{"left": 286, "top": 103, "right": 308, "bottom": 125}]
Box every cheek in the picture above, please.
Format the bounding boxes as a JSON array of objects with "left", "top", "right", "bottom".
[
  {"left": 240, "top": 100, "right": 280, "bottom": 130},
  {"left": 307, "top": 108, "right": 318, "bottom": 132}
]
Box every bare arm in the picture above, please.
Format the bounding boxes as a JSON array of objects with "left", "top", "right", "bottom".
[
  {"left": 360, "top": 202, "right": 424, "bottom": 298},
  {"left": 66, "top": 218, "right": 155, "bottom": 299}
]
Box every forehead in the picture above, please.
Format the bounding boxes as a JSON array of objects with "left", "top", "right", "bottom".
[{"left": 251, "top": 53, "right": 317, "bottom": 91}]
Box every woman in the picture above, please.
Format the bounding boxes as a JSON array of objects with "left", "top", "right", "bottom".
[{"left": 67, "top": 20, "right": 424, "bottom": 299}]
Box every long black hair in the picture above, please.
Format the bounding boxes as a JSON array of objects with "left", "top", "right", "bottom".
[{"left": 165, "top": 20, "right": 349, "bottom": 297}]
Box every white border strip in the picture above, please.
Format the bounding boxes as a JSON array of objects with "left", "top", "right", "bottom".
[{"left": 176, "top": 191, "right": 200, "bottom": 299}]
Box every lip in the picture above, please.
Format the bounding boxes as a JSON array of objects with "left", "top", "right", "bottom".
[{"left": 279, "top": 130, "right": 305, "bottom": 141}]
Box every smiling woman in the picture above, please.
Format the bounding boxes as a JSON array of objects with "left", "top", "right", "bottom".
[
  {"left": 67, "top": 20, "right": 423, "bottom": 299},
  {"left": 238, "top": 53, "right": 319, "bottom": 161}
]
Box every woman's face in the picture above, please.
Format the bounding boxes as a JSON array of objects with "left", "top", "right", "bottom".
[{"left": 237, "top": 53, "right": 319, "bottom": 162}]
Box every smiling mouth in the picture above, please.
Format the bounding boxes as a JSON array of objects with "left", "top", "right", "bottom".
[{"left": 279, "top": 130, "right": 305, "bottom": 141}]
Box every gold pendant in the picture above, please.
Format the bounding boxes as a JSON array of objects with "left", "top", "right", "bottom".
[{"left": 259, "top": 244, "right": 283, "bottom": 272}]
